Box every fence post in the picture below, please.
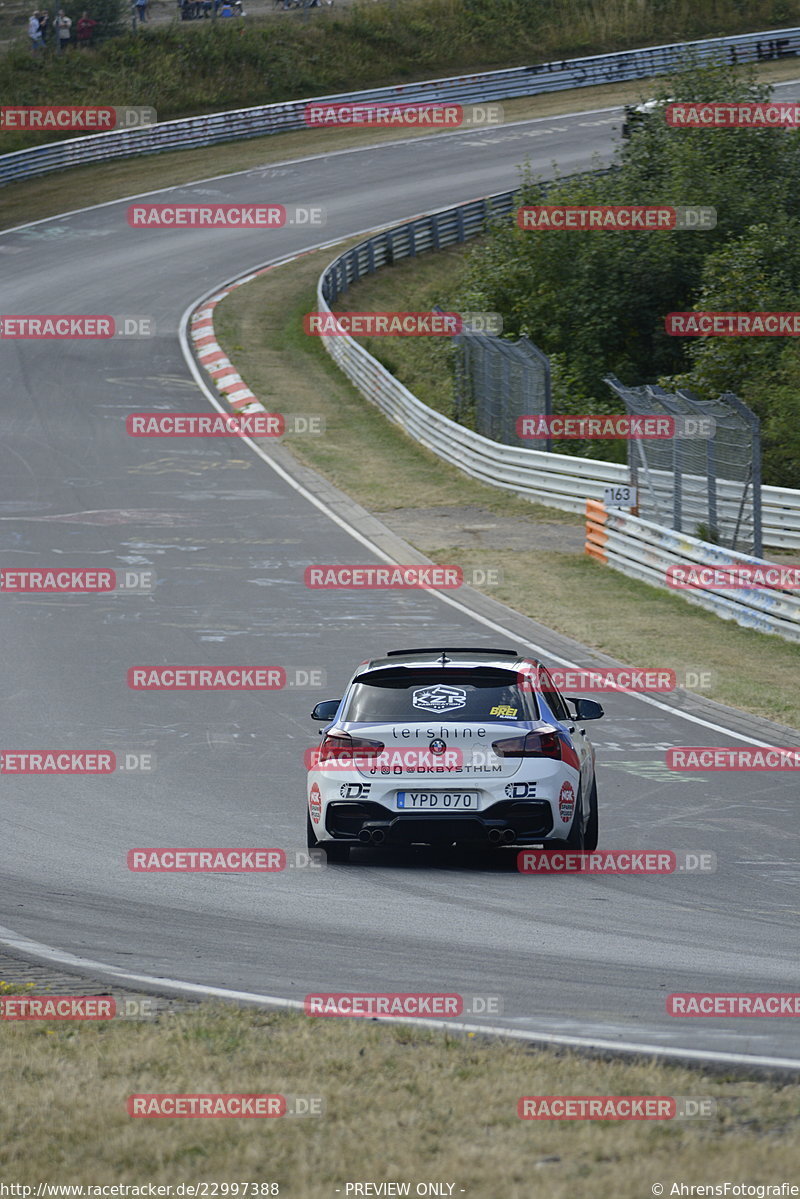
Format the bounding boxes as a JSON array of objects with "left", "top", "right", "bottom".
[
  {"left": 672, "top": 435, "right": 683, "bottom": 532},
  {"left": 721, "top": 391, "right": 762, "bottom": 557},
  {"left": 706, "top": 436, "right": 718, "bottom": 542}
]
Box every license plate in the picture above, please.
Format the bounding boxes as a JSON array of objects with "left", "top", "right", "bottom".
[{"left": 396, "top": 791, "right": 479, "bottom": 809}]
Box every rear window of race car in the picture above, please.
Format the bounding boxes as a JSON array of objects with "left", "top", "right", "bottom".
[{"left": 341, "top": 668, "right": 540, "bottom": 723}]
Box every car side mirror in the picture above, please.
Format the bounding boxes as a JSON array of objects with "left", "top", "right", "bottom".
[
  {"left": 566, "top": 697, "right": 604, "bottom": 721},
  {"left": 311, "top": 699, "right": 342, "bottom": 721}
]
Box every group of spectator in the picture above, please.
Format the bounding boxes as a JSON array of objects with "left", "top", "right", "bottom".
[
  {"left": 177, "top": 0, "right": 244, "bottom": 17},
  {"left": 28, "top": 7, "right": 98, "bottom": 50},
  {"left": 178, "top": 0, "right": 244, "bottom": 18},
  {"left": 276, "top": 0, "right": 334, "bottom": 9}
]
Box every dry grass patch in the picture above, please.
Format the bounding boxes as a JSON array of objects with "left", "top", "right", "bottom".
[{"left": 2, "top": 1003, "right": 800, "bottom": 1193}]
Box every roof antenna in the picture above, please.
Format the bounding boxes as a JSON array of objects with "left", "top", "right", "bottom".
[{"left": 438, "top": 651, "right": 450, "bottom": 667}]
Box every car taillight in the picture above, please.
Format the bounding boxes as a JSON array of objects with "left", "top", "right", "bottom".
[
  {"left": 319, "top": 733, "right": 384, "bottom": 763},
  {"left": 492, "top": 730, "right": 563, "bottom": 759},
  {"left": 492, "top": 730, "right": 581, "bottom": 771}
]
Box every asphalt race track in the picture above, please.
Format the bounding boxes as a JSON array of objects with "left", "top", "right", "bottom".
[{"left": 2, "top": 92, "right": 800, "bottom": 1070}]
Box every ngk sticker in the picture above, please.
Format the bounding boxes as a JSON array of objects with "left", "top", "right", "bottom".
[
  {"left": 558, "top": 781, "right": 575, "bottom": 822},
  {"left": 309, "top": 783, "right": 322, "bottom": 824},
  {"left": 412, "top": 685, "right": 467, "bottom": 713}
]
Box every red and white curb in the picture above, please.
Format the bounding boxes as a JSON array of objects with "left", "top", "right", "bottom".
[
  {"left": 189, "top": 279, "right": 271, "bottom": 417},
  {"left": 187, "top": 245, "right": 324, "bottom": 420}
]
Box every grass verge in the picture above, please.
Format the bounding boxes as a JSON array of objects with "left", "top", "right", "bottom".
[
  {"left": 2, "top": 0, "right": 800, "bottom": 148},
  {"left": 2, "top": 999, "right": 800, "bottom": 1191},
  {"left": 213, "top": 243, "right": 800, "bottom": 731}
]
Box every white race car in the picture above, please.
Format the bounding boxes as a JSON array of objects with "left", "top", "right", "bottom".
[
  {"left": 621, "top": 97, "right": 675, "bottom": 137},
  {"left": 306, "top": 647, "right": 603, "bottom": 862}
]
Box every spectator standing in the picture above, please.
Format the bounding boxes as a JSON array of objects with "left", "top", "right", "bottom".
[
  {"left": 29, "top": 11, "right": 45, "bottom": 50},
  {"left": 37, "top": 9, "right": 50, "bottom": 43},
  {"left": 54, "top": 9, "right": 72, "bottom": 51},
  {"left": 76, "top": 11, "right": 98, "bottom": 45},
  {"left": 135, "top": 0, "right": 147, "bottom": 20}
]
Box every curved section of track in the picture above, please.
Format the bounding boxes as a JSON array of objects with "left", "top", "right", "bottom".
[{"left": 2, "top": 99, "right": 800, "bottom": 1069}]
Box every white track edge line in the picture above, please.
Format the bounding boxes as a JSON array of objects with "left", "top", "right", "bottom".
[{"left": 1, "top": 924, "right": 797, "bottom": 1072}]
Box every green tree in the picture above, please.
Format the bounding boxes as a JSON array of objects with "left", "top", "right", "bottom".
[{"left": 455, "top": 60, "right": 800, "bottom": 484}]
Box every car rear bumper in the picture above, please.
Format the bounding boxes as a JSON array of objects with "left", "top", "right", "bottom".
[{"left": 323, "top": 798, "right": 555, "bottom": 846}]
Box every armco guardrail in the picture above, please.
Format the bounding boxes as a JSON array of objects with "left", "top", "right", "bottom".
[
  {"left": 315, "top": 194, "right": 800, "bottom": 549},
  {"left": 2, "top": 26, "right": 800, "bottom": 185},
  {"left": 585, "top": 500, "right": 800, "bottom": 641}
]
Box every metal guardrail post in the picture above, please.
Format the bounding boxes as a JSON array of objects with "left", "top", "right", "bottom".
[
  {"left": 672, "top": 436, "right": 683, "bottom": 532},
  {"left": 706, "top": 436, "right": 719, "bottom": 543},
  {"left": 721, "top": 391, "right": 763, "bottom": 558}
]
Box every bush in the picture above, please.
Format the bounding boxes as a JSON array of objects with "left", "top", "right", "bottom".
[{"left": 454, "top": 60, "right": 800, "bottom": 485}]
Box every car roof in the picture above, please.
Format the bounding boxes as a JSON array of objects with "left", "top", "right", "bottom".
[
  {"left": 353, "top": 647, "right": 541, "bottom": 678},
  {"left": 630, "top": 96, "right": 675, "bottom": 113}
]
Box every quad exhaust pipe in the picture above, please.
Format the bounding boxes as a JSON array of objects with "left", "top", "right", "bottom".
[
  {"left": 358, "top": 827, "right": 387, "bottom": 845},
  {"left": 489, "top": 828, "right": 516, "bottom": 844}
]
